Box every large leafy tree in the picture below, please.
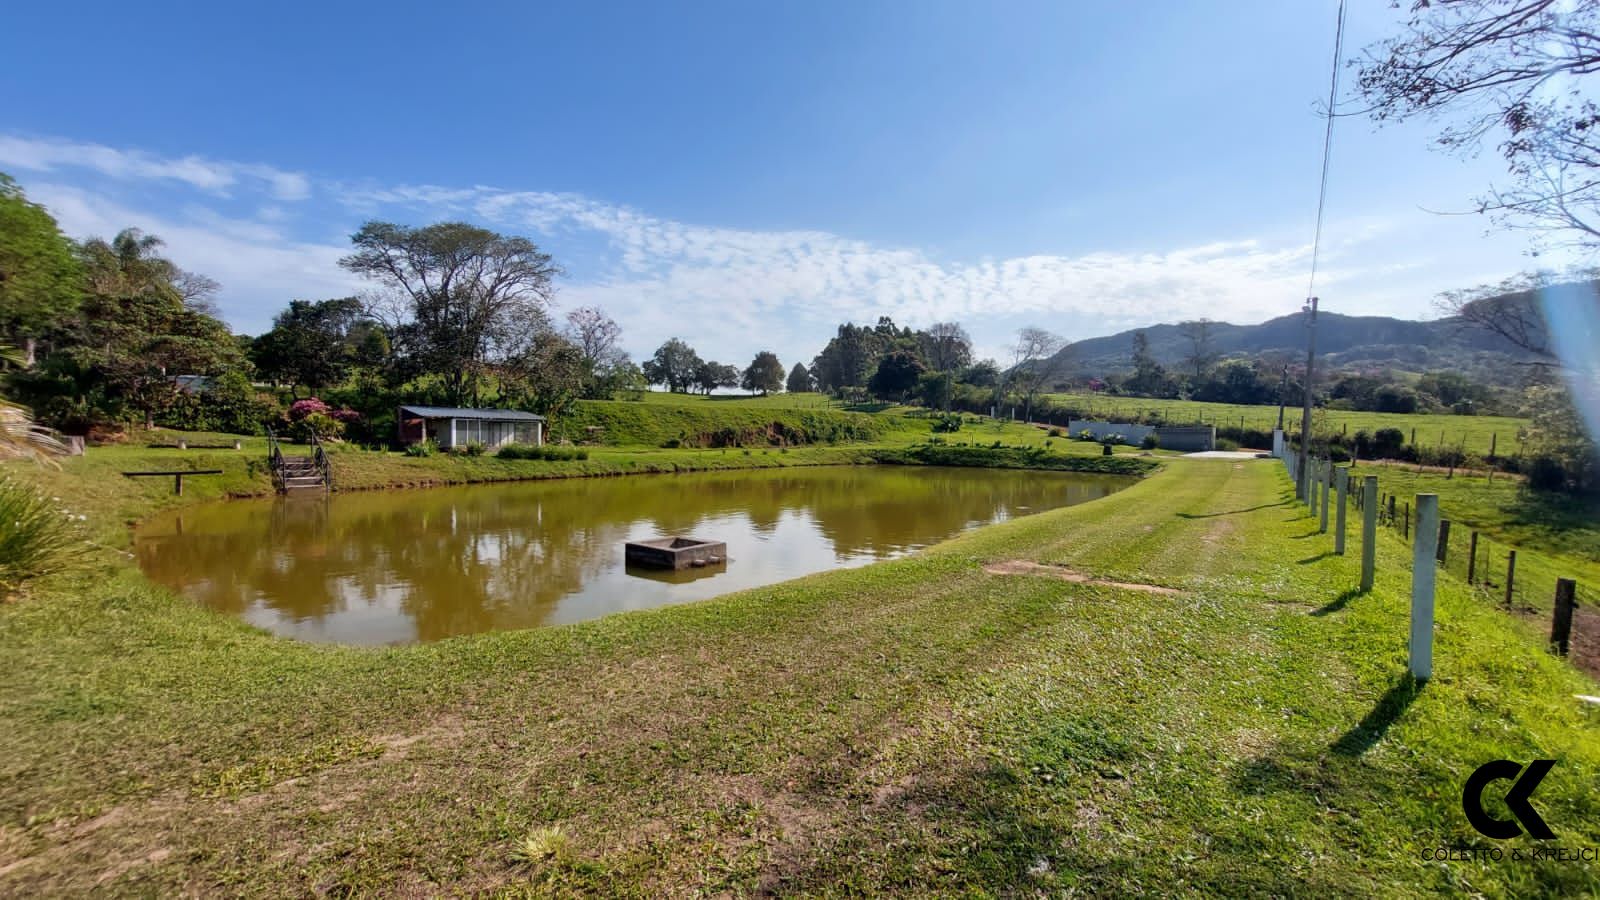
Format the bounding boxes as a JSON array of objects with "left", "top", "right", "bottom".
[
  {"left": 643, "top": 338, "right": 701, "bottom": 393},
  {"left": 67, "top": 282, "right": 243, "bottom": 429},
  {"left": 741, "top": 351, "right": 784, "bottom": 395},
  {"left": 340, "top": 221, "right": 560, "bottom": 406},
  {"left": 868, "top": 350, "right": 926, "bottom": 402},
  {"left": 34, "top": 227, "right": 243, "bottom": 429},
  {"left": 499, "top": 328, "right": 589, "bottom": 419},
  {"left": 250, "top": 297, "right": 368, "bottom": 395},
  {"left": 811, "top": 317, "right": 914, "bottom": 394},
  {"left": 693, "top": 360, "right": 740, "bottom": 395},
  {"left": 0, "top": 175, "right": 81, "bottom": 365},
  {"left": 1357, "top": 0, "right": 1600, "bottom": 249}
]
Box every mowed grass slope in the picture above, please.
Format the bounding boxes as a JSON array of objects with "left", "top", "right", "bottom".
[{"left": 2, "top": 460, "right": 1596, "bottom": 895}]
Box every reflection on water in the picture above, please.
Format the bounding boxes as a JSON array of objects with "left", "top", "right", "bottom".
[{"left": 134, "top": 466, "right": 1126, "bottom": 645}]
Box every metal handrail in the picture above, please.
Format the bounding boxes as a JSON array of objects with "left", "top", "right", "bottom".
[
  {"left": 265, "top": 425, "right": 285, "bottom": 491},
  {"left": 308, "top": 428, "right": 332, "bottom": 491}
]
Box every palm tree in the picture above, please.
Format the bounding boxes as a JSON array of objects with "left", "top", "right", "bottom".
[{"left": 79, "top": 228, "right": 183, "bottom": 299}]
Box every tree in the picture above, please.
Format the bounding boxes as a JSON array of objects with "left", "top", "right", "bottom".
[
  {"left": 595, "top": 358, "right": 647, "bottom": 400},
  {"left": 920, "top": 321, "right": 972, "bottom": 371},
  {"left": 1007, "top": 327, "right": 1067, "bottom": 422},
  {"left": 78, "top": 228, "right": 218, "bottom": 312},
  {"left": 339, "top": 221, "right": 560, "bottom": 406},
  {"left": 250, "top": 297, "right": 367, "bottom": 394},
  {"left": 811, "top": 323, "right": 880, "bottom": 393},
  {"left": 786, "top": 362, "right": 814, "bottom": 393},
  {"left": 564, "top": 306, "right": 624, "bottom": 372},
  {"left": 1178, "top": 318, "right": 1218, "bottom": 379},
  {"left": 1519, "top": 373, "right": 1596, "bottom": 492},
  {"left": 1357, "top": 0, "right": 1600, "bottom": 249},
  {"left": 693, "top": 360, "right": 740, "bottom": 394},
  {"left": 498, "top": 328, "right": 588, "bottom": 419},
  {"left": 868, "top": 350, "right": 926, "bottom": 402},
  {"left": 960, "top": 360, "right": 1001, "bottom": 388},
  {"left": 917, "top": 370, "right": 955, "bottom": 410},
  {"left": 1125, "top": 330, "right": 1174, "bottom": 397},
  {"left": 70, "top": 289, "right": 244, "bottom": 428},
  {"left": 643, "top": 338, "right": 701, "bottom": 393},
  {"left": 742, "top": 351, "right": 784, "bottom": 395},
  {"left": 0, "top": 174, "right": 80, "bottom": 365},
  {"left": 41, "top": 227, "right": 244, "bottom": 429}
]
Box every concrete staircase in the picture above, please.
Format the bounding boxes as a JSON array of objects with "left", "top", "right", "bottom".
[{"left": 277, "top": 454, "right": 327, "bottom": 492}]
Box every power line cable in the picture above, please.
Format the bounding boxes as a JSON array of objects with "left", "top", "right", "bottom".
[{"left": 1307, "top": 0, "right": 1347, "bottom": 299}]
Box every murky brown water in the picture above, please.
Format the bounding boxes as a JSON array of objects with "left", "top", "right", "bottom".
[{"left": 134, "top": 466, "right": 1127, "bottom": 645}]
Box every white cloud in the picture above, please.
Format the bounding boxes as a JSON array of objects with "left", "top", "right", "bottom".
[
  {"left": 3, "top": 132, "right": 1547, "bottom": 363},
  {"left": 0, "top": 135, "right": 311, "bottom": 201},
  {"left": 29, "top": 182, "right": 362, "bottom": 334}
]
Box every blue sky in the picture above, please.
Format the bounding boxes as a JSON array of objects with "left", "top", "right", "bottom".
[{"left": 0, "top": 0, "right": 1572, "bottom": 367}]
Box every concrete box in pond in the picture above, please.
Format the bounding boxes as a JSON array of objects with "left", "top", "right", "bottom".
[{"left": 625, "top": 537, "right": 727, "bottom": 570}]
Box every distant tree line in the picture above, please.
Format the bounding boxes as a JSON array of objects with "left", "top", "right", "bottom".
[{"left": 0, "top": 171, "right": 648, "bottom": 444}]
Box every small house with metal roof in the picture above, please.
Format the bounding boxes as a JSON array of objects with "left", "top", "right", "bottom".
[{"left": 396, "top": 405, "right": 545, "bottom": 450}]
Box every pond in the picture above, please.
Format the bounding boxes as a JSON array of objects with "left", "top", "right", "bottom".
[{"left": 134, "top": 465, "right": 1128, "bottom": 645}]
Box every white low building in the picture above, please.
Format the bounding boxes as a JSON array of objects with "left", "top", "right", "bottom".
[{"left": 396, "top": 405, "right": 545, "bottom": 450}]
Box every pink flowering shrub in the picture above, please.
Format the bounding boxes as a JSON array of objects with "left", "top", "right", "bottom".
[{"left": 288, "top": 398, "right": 331, "bottom": 422}]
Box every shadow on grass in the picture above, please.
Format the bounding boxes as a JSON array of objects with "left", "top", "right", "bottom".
[
  {"left": 1175, "top": 501, "right": 1290, "bottom": 520},
  {"left": 1330, "top": 676, "right": 1423, "bottom": 757},
  {"left": 1310, "top": 587, "right": 1364, "bottom": 617},
  {"left": 1290, "top": 530, "right": 1323, "bottom": 539}
]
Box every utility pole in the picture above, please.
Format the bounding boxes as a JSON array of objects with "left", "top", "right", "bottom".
[
  {"left": 1297, "top": 297, "right": 1318, "bottom": 501},
  {"left": 1275, "top": 364, "right": 1290, "bottom": 431}
]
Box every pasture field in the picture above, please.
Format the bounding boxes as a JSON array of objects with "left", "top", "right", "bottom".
[
  {"left": 1347, "top": 461, "right": 1600, "bottom": 620},
  {"left": 1042, "top": 391, "right": 1527, "bottom": 455}
]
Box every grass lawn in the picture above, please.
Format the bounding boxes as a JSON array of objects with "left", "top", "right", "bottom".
[
  {"left": 2, "top": 456, "right": 1597, "bottom": 895},
  {"left": 1043, "top": 391, "right": 1528, "bottom": 455}
]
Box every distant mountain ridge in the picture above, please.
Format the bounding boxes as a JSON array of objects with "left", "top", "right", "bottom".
[{"left": 1049, "top": 309, "right": 1546, "bottom": 384}]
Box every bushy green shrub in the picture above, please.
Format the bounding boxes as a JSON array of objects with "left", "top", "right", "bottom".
[
  {"left": 932, "top": 413, "right": 963, "bottom": 434},
  {"left": 1140, "top": 433, "right": 1160, "bottom": 450},
  {"left": 464, "top": 441, "right": 485, "bottom": 457},
  {"left": 1076, "top": 429, "right": 1096, "bottom": 441},
  {"left": 0, "top": 478, "right": 75, "bottom": 592},
  {"left": 1372, "top": 427, "right": 1407, "bottom": 459},
  {"left": 496, "top": 444, "right": 589, "bottom": 461},
  {"left": 404, "top": 439, "right": 436, "bottom": 458},
  {"left": 1048, "top": 427, "right": 1064, "bottom": 438},
  {"left": 1525, "top": 455, "right": 1570, "bottom": 492}
]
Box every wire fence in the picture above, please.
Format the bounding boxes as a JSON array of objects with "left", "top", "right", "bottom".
[
  {"left": 1286, "top": 449, "right": 1594, "bottom": 675},
  {"left": 1357, "top": 484, "right": 1595, "bottom": 619}
]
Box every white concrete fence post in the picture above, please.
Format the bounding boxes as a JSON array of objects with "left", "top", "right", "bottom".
[
  {"left": 1410, "top": 494, "right": 1440, "bottom": 681},
  {"left": 1309, "top": 460, "right": 1319, "bottom": 519},
  {"left": 1319, "top": 460, "right": 1331, "bottom": 534},
  {"left": 1335, "top": 467, "right": 1348, "bottom": 555},
  {"left": 1361, "top": 475, "right": 1377, "bottom": 591}
]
